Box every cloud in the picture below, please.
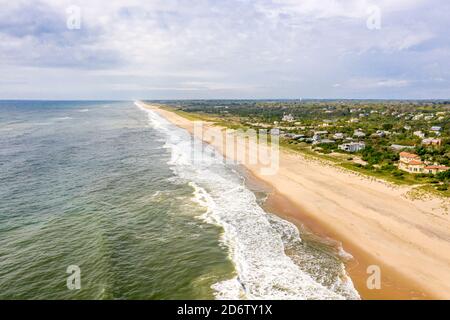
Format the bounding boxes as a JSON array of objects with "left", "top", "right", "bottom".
[
  {"left": 0, "top": 0, "right": 449, "bottom": 99},
  {"left": 342, "top": 78, "right": 412, "bottom": 89}
]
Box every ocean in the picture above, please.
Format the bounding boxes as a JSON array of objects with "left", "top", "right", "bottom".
[{"left": 0, "top": 100, "right": 359, "bottom": 299}]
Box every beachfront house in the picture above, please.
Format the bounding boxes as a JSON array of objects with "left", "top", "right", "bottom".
[
  {"left": 338, "top": 142, "right": 365, "bottom": 153},
  {"left": 398, "top": 152, "right": 424, "bottom": 173},
  {"left": 399, "top": 152, "right": 421, "bottom": 163},
  {"left": 398, "top": 152, "right": 449, "bottom": 174},
  {"left": 423, "top": 165, "right": 450, "bottom": 174}
]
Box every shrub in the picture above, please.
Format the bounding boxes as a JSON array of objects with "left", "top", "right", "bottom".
[
  {"left": 436, "top": 170, "right": 450, "bottom": 181},
  {"left": 392, "top": 170, "right": 404, "bottom": 177},
  {"left": 381, "top": 164, "right": 395, "bottom": 171}
]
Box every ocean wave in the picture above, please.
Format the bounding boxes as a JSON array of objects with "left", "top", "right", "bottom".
[{"left": 53, "top": 116, "right": 72, "bottom": 121}]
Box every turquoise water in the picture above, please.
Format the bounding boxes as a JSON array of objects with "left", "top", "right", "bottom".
[{"left": 0, "top": 101, "right": 359, "bottom": 299}]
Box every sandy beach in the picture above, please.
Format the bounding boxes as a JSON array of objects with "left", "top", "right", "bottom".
[{"left": 140, "top": 102, "right": 450, "bottom": 300}]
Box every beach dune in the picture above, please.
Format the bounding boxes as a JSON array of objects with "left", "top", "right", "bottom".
[{"left": 141, "top": 102, "right": 450, "bottom": 300}]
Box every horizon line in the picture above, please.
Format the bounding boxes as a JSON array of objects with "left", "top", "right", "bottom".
[{"left": 1, "top": 98, "right": 449, "bottom": 102}]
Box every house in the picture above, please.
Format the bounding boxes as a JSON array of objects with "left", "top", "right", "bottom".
[
  {"left": 353, "top": 130, "right": 366, "bottom": 138},
  {"left": 422, "top": 138, "right": 442, "bottom": 147},
  {"left": 338, "top": 142, "right": 365, "bottom": 152},
  {"left": 423, "top": 165, "right": 449, "bottom": 174},
  {"left": 319, "top": 139, "right": 335, "bottom": 144},
  {"left": 413, "top": 131, "right": 425, "bottom": 138},
  {"left": 398, "top": 152, "right": 449, "bottom": 174},
  {"left": 373, "top": 130, "right": 389, "bottom": 137},
  {"left": 398, "top": 152, "right": 424, "bottom": 173},
  {"left": 333, "top": 132, "right": 344, "bottom": 139},
  {"left": 282, "top": 114, "right": 295, "bottom": 122},
  {"left": 399, "top": 152, "right": 421, "bottom": 163},
  {"left": 431, "top": 126, "right": 442, "bottom": 132},
  {"left": 312, "top": 134, "right": 322, "bottom": 144}
]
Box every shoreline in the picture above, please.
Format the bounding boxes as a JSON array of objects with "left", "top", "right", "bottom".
[
  {"left": 240, "top": 166, "right": 430, "bottom": 299},
  {"left": 140, "top": 102, "right": 450, "bottom": 300}
]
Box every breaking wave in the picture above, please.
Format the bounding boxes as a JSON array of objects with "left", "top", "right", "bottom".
[{"left": 136, "top": 102, "right": 360, "bottom": 300}]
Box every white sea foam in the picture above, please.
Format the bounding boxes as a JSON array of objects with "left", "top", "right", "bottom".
[
  {"left": 137, "top": 102, "right": 360, "bottom": 300},
  {"left": 54, "top": 116, "right": 72, "bottom": 121}
]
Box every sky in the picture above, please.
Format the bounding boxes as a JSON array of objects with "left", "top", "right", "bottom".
[{"left": 0, "top": 0, "right": 449, "bottom": 100}]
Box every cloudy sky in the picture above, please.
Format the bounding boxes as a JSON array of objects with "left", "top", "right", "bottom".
[{"left": 0, "top": 0, "right": 449, "bottom": 100}]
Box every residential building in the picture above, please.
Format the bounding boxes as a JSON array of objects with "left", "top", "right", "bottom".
[
  {"left": 338, "top": 142, "right": 365, "bottom": 152},
  {"left": 422, "top": 138, "right": 442, "bottom": 147},
  {"left": 373, "top": 130, "right": 389, "bottom": 137},
  {"left": 398, "top": 152, "right": 449, "bottom": 174},
  {"left": 353, "top": 130, "right": 366, "bottom": 138},
  {"left": 399, "top": 151, "right": 421, "bottom": 163},
  {"left": 282, "top": 114, "right": 295, "bottom": 122},
  {"left": 398, "top": 152, "right": 424, "bottom": 173},
  {"left": 312, "top": 134, "right": 321, "bottom": 144},
  {"left": 431, "top": 126, "right": 442, "bottom": 132},
  {"left": 319, "top": 139, "right": 335, "bottom": 144},
  {"left": 423, "top": 165, "right": 450, "bottom": 174}
]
